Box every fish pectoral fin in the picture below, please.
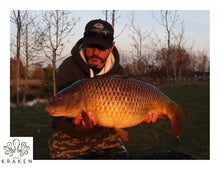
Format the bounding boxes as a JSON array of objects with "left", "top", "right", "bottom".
[{"left": 113, "top": 127, "right": 129, "bottom": 141}]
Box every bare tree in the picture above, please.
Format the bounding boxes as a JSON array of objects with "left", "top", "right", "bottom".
[
  {"left": 153, "top": 10, "right": 182, "bottom": 80},
  {"left": 174, "top": 22, "right": 185, "bottom": 80},
  {"left": 20, "top": 11, "right": 40, "bottom": 104},
  {"left": 190, "top": 52, "right": 198, "bottom": 73},
  {"left": 22, "top": 23, "right": 29, "bottom": 104},
  {"left": 10, "top": 10, "right": 28, "bottom": 105},
  {"left": 111, "top": 10, "right": 127, "bottom": 39},
  {"left": 103, "top": 10, "right": 119, "bottom": 29},
  {"left": 103, "top": 10, "right": 108, "bottom": 21},
  {"left": 201, "top": 52, "right": 209, "bottom": 78},
  {"left": 128, "top": 13, "right": 151, "bottom": 75},
  {"left": 102, "top": 10, "right": 127, "bottom": 39},
  {"left": 36, "top": 10, "right": 80, "bottom": 95},
  {"left": 110, "top": 10, "right": 120, "bottom": 30}
]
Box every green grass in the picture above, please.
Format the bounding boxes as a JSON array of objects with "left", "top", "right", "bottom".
[
  {"left": 10, "top": 81, "right": 209, "bottom": 159},
  {"left": 10, "top": 104, "right": 53, "bottom": 159},
  {"left": 125, "top": 81, "right": 210, "bottom": 159}
]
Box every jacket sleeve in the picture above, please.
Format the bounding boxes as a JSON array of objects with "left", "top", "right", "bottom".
[
  {"left": 55, "top": 56, "right": 82, "bottom": 93},
  {"left": 52, "top": 57, "right": 79, "bottom": 131}
]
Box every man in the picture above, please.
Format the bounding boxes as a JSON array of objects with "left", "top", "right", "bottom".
[{"left": 48, "top": 19, "right": 158, "bottom": 159}]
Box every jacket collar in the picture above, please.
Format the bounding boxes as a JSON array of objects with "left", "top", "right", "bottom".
[{"left": 79, "top": 48, "right": 115, "bottom": 77}]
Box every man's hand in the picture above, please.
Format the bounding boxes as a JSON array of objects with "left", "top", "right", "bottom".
[
  {"left": 73, "top": 111, "right": 97, "bottom": 129},
  {"left": 143, "top": 111, "right": 158, "bottom": 123}
]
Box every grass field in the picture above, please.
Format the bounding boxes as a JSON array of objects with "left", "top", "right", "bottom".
[{"left": 10, "top": 81, "right": 209, "bottom": 159}]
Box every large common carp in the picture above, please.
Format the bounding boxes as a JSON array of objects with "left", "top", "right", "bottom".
[{"left": 45, "top": 75, "right": 187, "bottom": 141}]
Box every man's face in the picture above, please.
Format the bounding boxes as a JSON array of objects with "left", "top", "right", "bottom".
[{"left": 84, "top": 42, "right": 115, "bottom": 69}]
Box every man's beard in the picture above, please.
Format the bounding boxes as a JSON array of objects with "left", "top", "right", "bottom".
[{"left": 87, "top": 55, "right": 108, "bottom": 69}]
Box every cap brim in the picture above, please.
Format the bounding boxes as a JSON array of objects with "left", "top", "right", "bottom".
[{"left": 83, "top": 37, "right": 112, "bottom": 49}]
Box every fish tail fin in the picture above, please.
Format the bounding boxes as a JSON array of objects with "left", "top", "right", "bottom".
[
  {"left": 168, "top": 102, "right": 188, "bottom": 120},
  {"left": 167, "top": 102, "right": 188, "bottom": 138},
  {"left": 169, "top": 114, "right": 181, "bottom": 138}
]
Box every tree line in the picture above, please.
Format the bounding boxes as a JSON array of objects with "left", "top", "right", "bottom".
[
  {"left": 10, "top": 10, "right": 209, "bottom": 105},
  {"left": 123, "top": 11, "right": 209, "bottom": 81}
]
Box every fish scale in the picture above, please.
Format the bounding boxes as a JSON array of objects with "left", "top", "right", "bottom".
[
  {"left": 80, "top": 77, "right": 161, "bottom": 128},
  {"left": 45, "top": 75, "right": 188, "bottom": 141}
]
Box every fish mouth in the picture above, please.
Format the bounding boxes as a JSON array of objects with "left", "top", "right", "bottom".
[
  {"left": 45, "top": 105, "right": 70, "bottom": 117},
  {"left": 45, "top": 105, "right": 55, "bottom": 115}
]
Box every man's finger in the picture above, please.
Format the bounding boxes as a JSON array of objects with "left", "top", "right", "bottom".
[
  {"left": 74, "top": 113, "right": 82, "bottom": 124},
  {"left": 151, "top": 111, "right": 158, "bottom": 123}
]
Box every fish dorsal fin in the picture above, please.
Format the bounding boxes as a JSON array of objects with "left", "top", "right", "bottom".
[{"left": 93, "top": 74, "right": 128, "bottom": 79}]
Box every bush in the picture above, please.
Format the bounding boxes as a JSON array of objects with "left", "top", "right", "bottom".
[{"left": 41, "top": 65, "right": 53, "bottom": 96}]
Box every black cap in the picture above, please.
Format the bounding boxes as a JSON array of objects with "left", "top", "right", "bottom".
[{"left": 83, "top": 19, "right": 114, "bottom": 49}]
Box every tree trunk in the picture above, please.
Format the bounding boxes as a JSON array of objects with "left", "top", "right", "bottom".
[
  {"left": 179, "top": 67, "right": 182, "bottom": 80},
  {"left": 112, "top": 10, "right": 115, "bottom": 30},
  {"left": 173, "top": 54, "right": 177, "bottom": 81},
  {"left": 52, "top": 51, "right": 56, "bottom": 95},
  {"left": 105, "top": 10, "right": 108, "bottom": 21},
  {"left": 16, "top": 10, "right": 21, "bottom": 105},
  {"left": 202, "top": 66, "right": 206, "bottom": 78},
  {"left": 23, "top": 24, "right": 29, "bottom": 105},
  {"left": 167, "top": 48, "right": 173, "bottom": 81}
]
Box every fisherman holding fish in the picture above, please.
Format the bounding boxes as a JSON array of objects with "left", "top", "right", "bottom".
[{"left": 48, "top": 19, "right": 159, "bottom": 159}]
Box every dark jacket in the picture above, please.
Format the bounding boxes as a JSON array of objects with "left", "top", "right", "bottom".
[
  {"left": 52, "top": 38, "right": 126, "bottom": 138},
  {"left": 56, "top": 38, "right": 125, "bottom": 92}
]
